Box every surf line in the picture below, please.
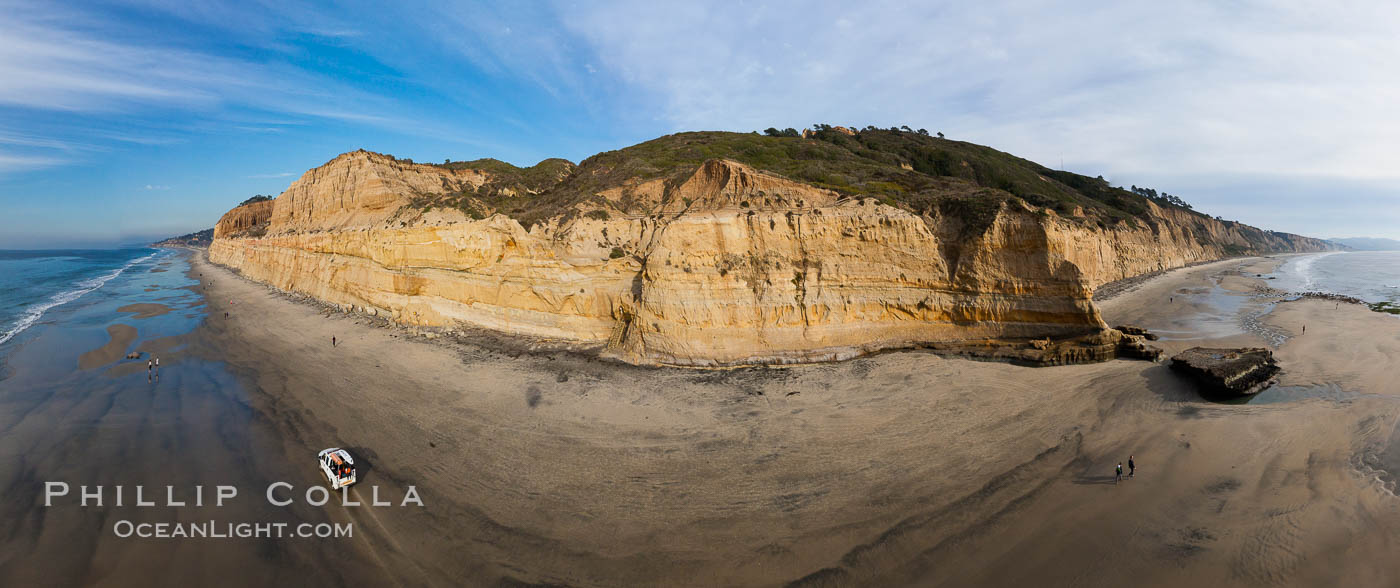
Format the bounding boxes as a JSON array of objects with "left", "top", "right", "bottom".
[{"left": 0, "top": 252, "right": 158, "bottom": 345}]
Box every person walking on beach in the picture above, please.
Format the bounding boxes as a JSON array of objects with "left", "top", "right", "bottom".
[
  {"left": 147, "top": 359, "right": 153, "bottom": 382},
  {"left": 1302, "top": 324, "right": 1306, "bottom": 335},
  {"left": 1128, "top": 455, "right": 1136, "bottom": 478},
  {"left": 1115, "top": 462, "right": 1123, "bottom": 484},
  {"left": 332, "top": 336, "right": 336, "bottom": 347}
]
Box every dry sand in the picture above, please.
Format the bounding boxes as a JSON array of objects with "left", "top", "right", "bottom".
[
  {"left": 182, "top": 252, "right": 1400, "bottom": 587},
  {"left": 77, "top": 324, "right": 137, "bottom": 370}
]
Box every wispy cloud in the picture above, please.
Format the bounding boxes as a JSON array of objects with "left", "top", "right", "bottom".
[
  {"left": 247, "top": 172, "right": 295, "bottom": 178},
  {"left": 557, "top": 1, "right": 1400, "bottom": 183},
  {"left": 0, "top": 2, "right": 416, "bottom": 155},
  {"left": 0, "top": 152, "right": 66, "bottom": 172},
  {"left": 233, "top": 126, "right": 287, "bottom": 133},
  {"left": 0, "top": 7, "right": 219, "bottom": 112},
  {"left": 89, "top": 131, "right": 186, "bottom": 146},
  {"left": 143, "top": 184, "right": 170, "bottom": 190},
  {"left": 0, "top": 130, "right": 97, "bottom": 152}
]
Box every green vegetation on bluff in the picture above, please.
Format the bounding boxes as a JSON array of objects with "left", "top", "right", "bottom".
[
  {"left": 523, "top": 128, "right": 1205, "bottom": 229},
  {"left": 402, "top": 127, "right": 1216, "bottom": 232},
  {"left": 423, "top": 158, "right": 576, "bottom": 220},
  {"left": 239, "top": 194, "right": 273, "bottom": 206},
  {"left": 436, "top": 157, "right": 576, "bottom": 193}
]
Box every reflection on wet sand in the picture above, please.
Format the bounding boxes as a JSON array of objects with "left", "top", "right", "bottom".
[{"left": 116, "top": 303, "right": 172, "bottom": 319}]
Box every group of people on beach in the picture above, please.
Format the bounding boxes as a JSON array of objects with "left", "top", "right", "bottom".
[
  {"left": 146, "top": 356, "right": 160, "bottom": 382},
  {"left": 1115, "top": 455, "right": 1136, "bottom": 484}
]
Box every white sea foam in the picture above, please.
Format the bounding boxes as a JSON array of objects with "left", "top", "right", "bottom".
[
  {"left": 0, "top": 252, "right": 157, "bottom": 346},
  {"left": 1290, "top": 252, "right": 1340, "bottom": 290}
]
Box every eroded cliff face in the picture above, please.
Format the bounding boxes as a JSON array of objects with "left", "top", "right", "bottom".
[
  {"left": 213, "top": 199, "right": 274, "bottom": 239},
  {"left": 269, "top": 150, "right": 493, "bottom": 232},
  {"left": 210, "top": 151, "right": 1332, "bottom": 366},
  {"left": 1045, "top": 202, "right": 1329, "bottom": 288}
]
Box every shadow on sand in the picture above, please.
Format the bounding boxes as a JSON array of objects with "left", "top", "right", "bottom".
[
  {"left": 1142, "top": 363, "right": 1201, "bottom": 404},
  {"left": 1071, "top": 474, "right": 1120, "bottom": 486},
  {"left": 343, "top": 446, "right": 379, "bottom": 483}
]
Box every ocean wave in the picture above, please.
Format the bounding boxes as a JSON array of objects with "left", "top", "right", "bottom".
[
  {"left": 0, "top": 252, "right": 157, "bottom": 346},
  {"left": 1290, "top": 252, "right": 1340, "bottom": 290}
]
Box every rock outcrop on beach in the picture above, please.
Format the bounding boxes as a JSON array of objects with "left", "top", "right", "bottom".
[
  {"left": 1170, "top": 347, "right": 1281, "bottom": 396},
  {"left": 210, "top": 129, "right": 1336, "bottom": 366},
  {"left": 1114, "top": 325, "right": 1159, "bottom": 341}
]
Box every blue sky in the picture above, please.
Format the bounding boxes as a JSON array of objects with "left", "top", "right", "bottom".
[{"left": 2, "top": 0, "right": 1398, "bottom": 247}]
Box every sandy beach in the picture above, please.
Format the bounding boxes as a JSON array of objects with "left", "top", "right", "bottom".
[
  {"left": 168, "top": 250, "right": 1400, "bottom": 586},
  {"left": 3, "top": 249, "right": 1397, "bottom": 587}
]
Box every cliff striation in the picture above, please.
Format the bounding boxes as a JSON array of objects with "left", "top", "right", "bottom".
[{"left": 210, "top": 130, "right": 1335, "bottom": 366}]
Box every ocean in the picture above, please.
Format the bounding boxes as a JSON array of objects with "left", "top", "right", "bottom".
[
  {"left": 0, "top": 247, "right": 220, "bottom": 383},
  {"left": 1269, "top": 250, "right": 1400, "bottom": 306},
  {"left": 0, "top": 249, "right": 161, "bottom": 349}
]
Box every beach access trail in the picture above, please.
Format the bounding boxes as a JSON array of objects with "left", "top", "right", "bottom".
[{"left": 191, "top": 250, "right": 1400, "bottom": 587}]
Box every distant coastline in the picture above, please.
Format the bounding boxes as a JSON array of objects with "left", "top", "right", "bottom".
[{"left": 151, "top": 228, "right": 212, "bottom": 248}]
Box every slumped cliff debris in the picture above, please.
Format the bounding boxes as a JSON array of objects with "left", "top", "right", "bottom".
[{"left": 205, "top": 130, "right": 1336, "bottom": 367}]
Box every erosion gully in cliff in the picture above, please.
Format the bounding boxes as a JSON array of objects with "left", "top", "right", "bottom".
[{"left": 208, "top": 129, "right": 1334, "bottom": 367}]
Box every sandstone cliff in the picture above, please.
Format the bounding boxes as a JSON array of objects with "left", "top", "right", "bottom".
[
  {"left": 210, "top": 131, "right": 1335, "bottom": 366},
  {"left": 213, "top": 199, "right": 274, "bottom": 239}
]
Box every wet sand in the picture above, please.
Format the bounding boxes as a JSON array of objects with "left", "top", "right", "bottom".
[
  {"left": 177, "top": 251, "right": 1400, "bottom": 586},
  {"left": 0, "top": 251, "right": 374, "bottom": 587},
  {"left": 77, "top": 324, "right": 137, "bottom": 369},
  {"left": 6, "top": 249, "right": 1399, "bottom": 587},
  {"left": 117, "top": 303, "right": 172, "bottom": 319}
]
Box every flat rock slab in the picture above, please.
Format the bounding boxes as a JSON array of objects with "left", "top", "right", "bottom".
[{"left": 1170, "top": 347, "right": 1280, "bottom": 396}]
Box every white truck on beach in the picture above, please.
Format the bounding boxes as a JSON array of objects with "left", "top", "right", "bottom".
[{"left": 317, "top": 448, "right": 358, "bottom": 490}]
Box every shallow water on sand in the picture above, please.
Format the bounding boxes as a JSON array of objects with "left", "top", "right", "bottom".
[
  {"left": 1, "top": 250, "right": 194, "bottom": 377},
  {"left": 1269, "top": 250, "right": 1400, "bottom": 305},
  {"left": 1149, "top": 283, "right": 1253, "bottom": 342},
  {"left": 0, "top": 250, "right": 366, "bottom": 586}
]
